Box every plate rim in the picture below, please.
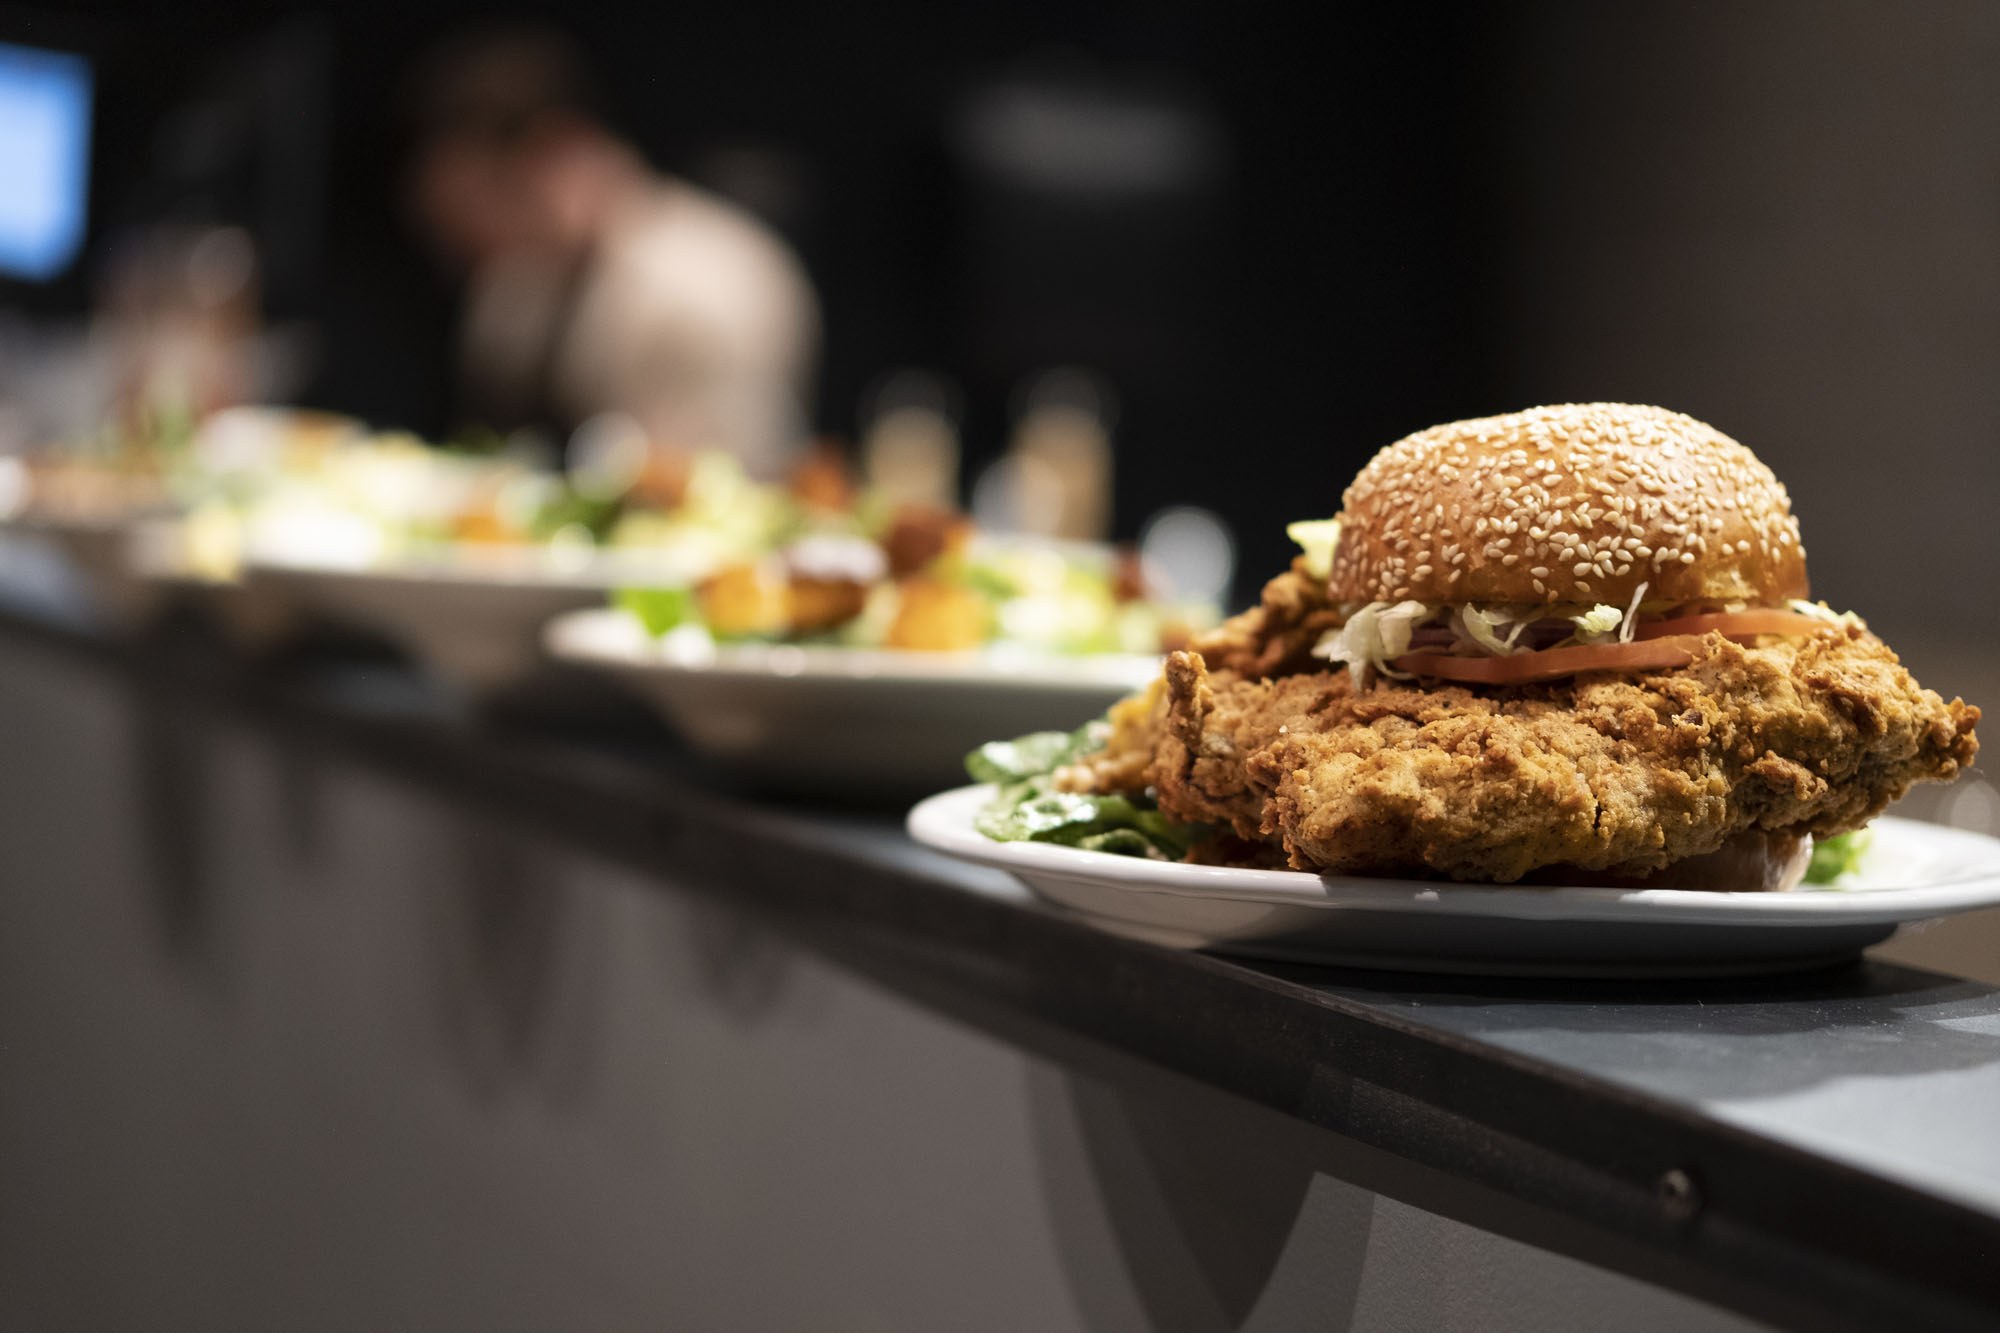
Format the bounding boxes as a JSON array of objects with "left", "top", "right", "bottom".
[
  {"left": 242, "top": 543, "right": 676, "bottom": 592},
  {"left": 906, "top": 783, "right": 2000, "bottom": 926},
  {"left": 543, "top": 607, "right": 1163, "bottom": 691}
]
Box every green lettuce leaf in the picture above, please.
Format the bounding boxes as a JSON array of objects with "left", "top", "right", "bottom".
[
  {"left": 1805, "top": 828, "right": 1873, "bottom": 886},
  {"left": 966, "top": 722, "right": 1208, "bottom": 860},
  {"left": 531, "top": 489, "right": 624, "bottom": 543},
  {"left": 965, "top": 726, "right": 1097, "bottom": 785},
  {"left": 1286, "top": 518, "right": 1341, "bottom": 579},
  {"left": 616, "top": 585, "right": 700, "bottom": 636}
]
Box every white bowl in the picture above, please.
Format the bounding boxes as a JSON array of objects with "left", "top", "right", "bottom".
[
  {"left": 242, "top": 544, "right": 687, "bottom": 693},
  {"left": 1, "top": 508, "right": 168, "bottom": 627},
  {"left": 124, "top": 516, "right": 300, "bottom": 649},
  {"left": 545, "top": 606, "right": 1158, "bottom": 794}
]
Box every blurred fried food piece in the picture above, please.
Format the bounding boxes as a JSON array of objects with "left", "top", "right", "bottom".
[
  {"left": 1112, "top": 547, "right": 1149, "bottom": 603},
  {"left": 786, "top": 576, "right": 869, "bottom": 635},
  {"left": 698, "top": 562, "right": 789, "bottom": 638},
  {"left": 451, "top": 508, "right": 518, "bottom": 544},
  {"left": 881, "top": 504, "right": 972, "bottom": 578},
  {"left": 628, "top": 447, "right": 693, "bottom": 510},
  {"left": 886, "top": 578, "right": 987, "bottom": 651},
  {"left": 791, "top": 440, "right": 857, "bottom": 513}
]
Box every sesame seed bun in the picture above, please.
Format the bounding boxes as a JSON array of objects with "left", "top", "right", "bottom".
[{"left": 1328, "top": 403, "right": 1809, "bottom": 608}]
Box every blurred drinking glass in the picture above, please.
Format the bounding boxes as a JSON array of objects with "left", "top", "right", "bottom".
[
  {"left": 861, "top": 370, "right": 960, "bottom": 511},
  {"left": 997, "top": 366, "right": 1115, "bottom": 541}
]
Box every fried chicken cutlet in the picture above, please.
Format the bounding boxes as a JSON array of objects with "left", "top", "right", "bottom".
[{"left": 1138, "top": 628, "right": 1976, "bottom": 880}]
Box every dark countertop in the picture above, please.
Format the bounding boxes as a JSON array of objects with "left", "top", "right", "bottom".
[{"left": 3, "top": 600, "right": 1997, "bottom": 1332}]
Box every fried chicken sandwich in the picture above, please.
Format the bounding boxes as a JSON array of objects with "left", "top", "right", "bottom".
[{"left": 1045, "top": 403, "right": 1979, "bottom": 889}]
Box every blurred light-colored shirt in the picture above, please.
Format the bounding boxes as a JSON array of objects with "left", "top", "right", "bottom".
[{"left": 459, "top": 178, "right": 818, "bottom": 474}]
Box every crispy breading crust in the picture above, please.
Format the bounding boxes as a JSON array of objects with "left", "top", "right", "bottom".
[
  {"left": 1075, "top": 564, "right": 1980, "bottom": 881},
  {"left": 1145, "top": 629, "right": 1977, "bottom": 880},
  {"left": 1174, "top": 558, "right": 1346, "bottom": 681}
]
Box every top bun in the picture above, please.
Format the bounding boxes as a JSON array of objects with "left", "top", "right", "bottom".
[{"left": 1327, "top": 403, "right": 1809, "bottom": 608}]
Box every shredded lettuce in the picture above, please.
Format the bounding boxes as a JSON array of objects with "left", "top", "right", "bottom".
[
  {"left": 1620, "top": 581, "right": 1649, "bottom": 643},
  {"left": 1572, "top": 583, "right": 1651, "bottom": 644},
  {"left": 1376, "top": 600, "right": 1430, "bottom": 660},
  {"left": 969, "top": 723, "right": 1208, "bottom": 860},
  {"left": 1286, "top": 518, "right": 1341, "bottom": 580},
  {"left": 1805, "top": 828, "right": 1873, "bottom": 885},
  {"left": 1568, "top": 603, "right": 1624, "bottom": 640},
  {"left": 1323, "top": 590, "right": 1675, "bottom": 678},
  {"left": 1789, "top": 598, "right": 1868, "bottom": 631},
  {"left": 1313, "top": 599, "right": 1431, "bottom": 687},
  {"left": 1456, "top": 604, "right": 1526, "bottom": 656},
  {"left": 1307, "top": 581, "right": 1856, "bottom": 690}
]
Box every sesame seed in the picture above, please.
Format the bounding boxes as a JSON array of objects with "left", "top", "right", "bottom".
[{"left": 1330, "top": 403, "right": 1805, "bottom": 603}]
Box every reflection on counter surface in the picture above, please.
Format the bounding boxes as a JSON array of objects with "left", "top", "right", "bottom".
[{"left": 5, "top": 3, "right": 2000, "bottom": 1330}]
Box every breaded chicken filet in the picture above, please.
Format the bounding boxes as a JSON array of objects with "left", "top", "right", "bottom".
[{"left": 1143, "top": 629, "right": 1975, "bottom": 880}]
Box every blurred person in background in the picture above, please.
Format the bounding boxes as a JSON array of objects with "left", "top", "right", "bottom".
[
  {"left": 95, "top": 223, "right": 263, "bottom": 435},
  {"left": 406, "top": 27, "right": 820, "bottom": 477}
]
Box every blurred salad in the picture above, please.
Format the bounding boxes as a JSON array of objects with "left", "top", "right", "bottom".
[
  {"left": 607, "top": 449, "right": 1215, "bottom": 656},
  {"left": 1, "top": 400, "right": 198, "bottom": 522},
  {"left": 613, "top": 508, "right": 1208, "bottom": 655},
  {"left": 14, "top": 407, "right": 1222, "bottom": 657}
]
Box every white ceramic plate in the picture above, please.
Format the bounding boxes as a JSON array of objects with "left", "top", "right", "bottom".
[
  {"left": 0, "top": 508, "right": 168, "bottom": 626},
  {"left": 242, "top": 544, "right": 699, "bottom": 692},
  {"left": 124, "top": 517, "right": 301, "bottom": 649},
  {"left": 546, "top": 607, "right": 1158, "bottom": 794},
  {"left": 908, "top": 785, "right": 2000, "bottom": 976}
]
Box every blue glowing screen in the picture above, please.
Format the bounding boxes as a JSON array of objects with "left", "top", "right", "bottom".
[{"left": 0, "top": 42, "right": 93, "bottom": 281}]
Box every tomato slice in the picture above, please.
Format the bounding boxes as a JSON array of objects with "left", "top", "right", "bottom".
[
  {"left": 1391, "top": 635, "right": 1710, "bottom": 684},
  {"left": 1632, "top": 609, "right": 1832, "bottom": 641}
]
